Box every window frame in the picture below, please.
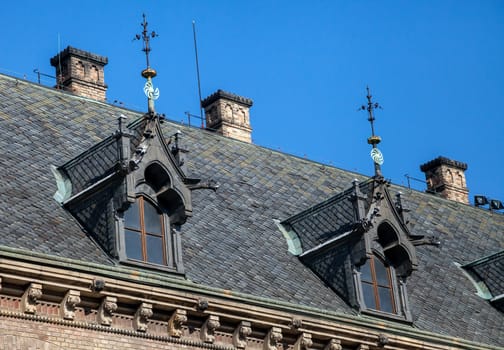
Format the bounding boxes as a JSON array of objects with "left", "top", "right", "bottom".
[
  {"left": 124, "top": 196, "right": 168, "bottom": 265},
  {"left": 360, "top": 255, "right": 396, "bottom": 313}
]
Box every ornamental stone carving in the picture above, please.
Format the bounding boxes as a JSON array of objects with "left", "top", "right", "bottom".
[
  {"left": 22, "top": 283, "right": 42, "bottom": 314},
  {"left": 294, "top": 333, "right": 313, "bottom": 350},
  {"left": 168, "top": 309, "right": 187, "bottom": 338},
  {"left": 134, "top": 302, "right": 153, "bottom": 332},
  {"left": 98, "top": 296, "right": 117, "bottom": 326},
  {"left": 233, "top": 321, "right": 252, "bottom": 349},
  {"left": 357, "top": 345, "right": 369, "bottom": 350},
  {"left": 200, "top": 315, "right": 220, "bottom": 343},
  {"left": 324, "top": 339, "right": 342, "bottom": 350},
  {"left": 196, "top": 297, "right": 209, "bottom": 312},
  {"left": 60, "top": 290, "right": 81, "bottom": 320},
  {"left": 263, "top": 327, "right": 282, "bottom": 350}
]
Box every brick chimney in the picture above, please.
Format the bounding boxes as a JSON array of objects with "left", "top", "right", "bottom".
[
  {"left": 201, "top": 90, "right": 253, "bottom": 143},
  {"left": 420, "top": 156, "right": 469, "bottom": 204},
  {"left": 50, "top": 46, "right": 108, "bottom": 101}
]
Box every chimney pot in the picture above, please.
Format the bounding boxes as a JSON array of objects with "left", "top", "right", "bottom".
[
  {"left": 420, "top": 156, "right": 469, "bottom": 204},
  {"left": 201, "top": 90, "right": 253, "bottom": 143},
  {"left": 50, "top": 46, "right": 108, "bottom": 101}
]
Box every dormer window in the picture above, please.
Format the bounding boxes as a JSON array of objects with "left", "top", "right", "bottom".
[
  {"left": 360, "top": 255, "right": 396, "bottom": 313},
  {"left": 124, "top": 196, "right": 166, "bottom": 265}
]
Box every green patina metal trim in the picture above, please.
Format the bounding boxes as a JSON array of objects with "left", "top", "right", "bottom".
[
  {"left": 454, "top": 262, "right": 493, "bottom": 300},
  {"left": 50, "top": 165, "right": 72, "bottom": 203},
  {"left": 0, "top": 245, "right": 500, "bottom": 350},
  {"left": 273, "top": 219, "right": 302, "bottom": 256}
]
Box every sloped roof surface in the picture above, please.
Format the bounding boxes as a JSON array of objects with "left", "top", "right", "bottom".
[{"left": 0, "top": 74, "right": 503, "bottom": 346}]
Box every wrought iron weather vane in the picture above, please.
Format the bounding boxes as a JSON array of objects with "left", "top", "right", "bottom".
[
  {"left": 360, "top": 86, "right": 384, "bottom": 177},
  {"left": 134, "top": 14, "right": 160, "bottom": 114}
]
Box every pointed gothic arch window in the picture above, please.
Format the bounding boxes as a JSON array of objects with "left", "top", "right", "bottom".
[{"left": 124, "top": 196, "right": 167, "bottom": 265}]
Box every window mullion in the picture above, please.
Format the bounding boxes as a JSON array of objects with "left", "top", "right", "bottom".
[
  {"left": 371, "top": 257, "right": 381, "bottom": 310},
  {"left": 139, "top": 197, "right": 147, "bottom": 262}
]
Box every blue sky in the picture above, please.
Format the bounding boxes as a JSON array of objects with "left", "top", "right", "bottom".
[{"left": 2, "top": 1, "right": 503, "bottom": 206}]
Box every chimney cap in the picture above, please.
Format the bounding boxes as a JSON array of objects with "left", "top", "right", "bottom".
[
  {"left": 420, "top": 156, "right": 468, "bottom": 172},
  {"left": 201, "top": 89, "right": 253, "bottom": 108},
  {"left": 50, "top": 46, "right": 108, "bottom": 67}
]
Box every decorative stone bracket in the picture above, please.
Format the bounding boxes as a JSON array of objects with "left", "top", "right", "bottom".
[
  {"left": 357, "top": 345, "right": 369, "bottom": 350},
  {"left": 60, "top": 290, "right": 81, "bottom": 320},
  {"left": 233, "top": 321, "right": 252, "bottom": 349},
  {"left": 168, "top": 309, "right": 187, "bottom": 338},
  {"left": 263, "top": 327, "right": 283, "bottom": 350},
  {"left": 98, "top": 296, "right": 117, "bottom": 326},
  {"left": 22, "top": 283, "right": 42, "bottom": 314},
  {"left": 134, "top": 302, "right": 153, "bottom": 332},
  {"left": 200, "top": 315, "right": 220, "bottom": 343},
  {"left": 324, "top": 339, "right": 342, "bottom": 350},
  {"left": 294, "top": 333, "right": 313, "bottom": 350}
]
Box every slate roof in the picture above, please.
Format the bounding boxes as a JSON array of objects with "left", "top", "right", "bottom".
[{"left": 0, "top": 73, "right": 503, "bottom": 346}]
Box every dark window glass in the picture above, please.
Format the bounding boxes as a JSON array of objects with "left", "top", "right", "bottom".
[
  {"left": 362, "top": 282, "right": 376, "bottom": 309},
  {"left": 125, "top": 229, "right": 143, "bottom": 261},
  {"left": 360, "top": 259, "right": 372, "bottom": 282},
  {"left": 374, "top": 258, "right": 390, "bottom": 286},
  {"left": 144, "top": 200, "right": 162, "bottom": 234},
  {"left": 378, "top": 287, "right": 394, "bottom": 313},
  {"left": 146, "top": 235, "right": 164, "bottom": 265},
  {"left": 360, "top": 255, "right": 395, "bottom": 313},
  {"left": 124, "top": 201, "right": 140, "bottom": 230},
  {"left": 123, "top": 197, "right": 167, "bottom": 265}
]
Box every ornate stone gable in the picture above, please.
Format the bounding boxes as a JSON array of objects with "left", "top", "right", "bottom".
[
  {"left": 281, "top": 176, "right": 425, "bottom": 318},
  {"left": 52, "top": 113, "right": 195, "bottom": 271}
]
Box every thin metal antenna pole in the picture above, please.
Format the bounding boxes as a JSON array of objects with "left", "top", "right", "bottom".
[
  {"left": 192, "top": 20, "right": 204, "bottom": 128},
  {"left": 57, "top": 34, "right": 62, "bottom": 89}
]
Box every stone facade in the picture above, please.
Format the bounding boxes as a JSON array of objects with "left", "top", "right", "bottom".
[
  {"left": 420, "top": 156, "right": 469, "bottom": 204},
  {"left": 0, "top": 250, "right": 489, "bottom": 350},
  {"left": 50, "top": 46, "right": 108, "bottom": 101},
  {"left": 202, "top": 90, "right": 253, "bottom": 143}
]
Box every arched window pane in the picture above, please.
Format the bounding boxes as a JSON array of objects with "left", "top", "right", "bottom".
[
  {"left": 124, "top": 201, "right": 140, "bottom": 230},
  {"left": 361, "top": 259, "right": 372, "bottom": 282},
  {"left": 144, "top": 200, "right": 162, "bottom": 234},
  {"left": 146, "top": 235, "right": 164, "bottom": 264},
  {"left": 125, "top": 229, "right": 143, "bottom": 261},
  {"left": 374, "top": 258, "right": 390, "bottom": 286}
]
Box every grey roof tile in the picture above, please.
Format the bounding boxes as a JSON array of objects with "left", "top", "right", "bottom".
[{"left": 0, "top": 73, "right": 503, "bottom": 346}]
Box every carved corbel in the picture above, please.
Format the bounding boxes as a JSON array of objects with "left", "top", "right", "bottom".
[
  {"left": 233, "top": 321, "right": 252, "bottom": 349},
  {"left": 324, "top": 339, "right": 342, "bottom": 350},
  {"left": 200, "top": 315, "right": 220, "bottom": 343},
  {"left": 168, "top": 309, "right": 187, "bottom": 338},
  {"left": 263, "top": 327, "right": 282, "bottom": 350},
  {"left": 294, "top": 333, "right": 313, "bottom": 350},
  {"left": 134, "top": 302, "right": 153, "bottom": 332},
  {"left": 22, "top": 283, "right": 42, "bottom": 314},
  {"left": 60, "top": 290, "right": 81, "bottom": 320},
  {"left": 357, "top": 345, "right": 370, "bottom": 350},
  {"left": 97, "top": 296, "right": 117, "bottom": 326}
]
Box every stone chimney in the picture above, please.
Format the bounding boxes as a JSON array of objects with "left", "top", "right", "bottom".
[
  {"left": 50, "top": 46, "right": 108, "bottom": 101},
  {"left": 420, "top": 156, "right": 469, "bottom": 204},
  {"left": 201, "top": 90, "right": 253, "bottom": 143}
]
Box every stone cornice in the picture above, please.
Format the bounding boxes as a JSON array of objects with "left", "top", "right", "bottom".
[
  {"left": 50, "top": 46, "right": 109, "bottom": 67},
  {"left": 420, "top": 156, "right": 468, "bottom": 172},
  {"left": 0, "top": 245, "right": 500, "bottom": 350},
  {"left": 201, "top": 90, "right": 253, "bottom": 108}
]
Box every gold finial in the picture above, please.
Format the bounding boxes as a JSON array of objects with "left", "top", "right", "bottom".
[
  {"left": 359, "top": 86, "right": 384, "bottom": 176},
  {"left": 134, "top": 14, "right": 160, "bottom": 113}
]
